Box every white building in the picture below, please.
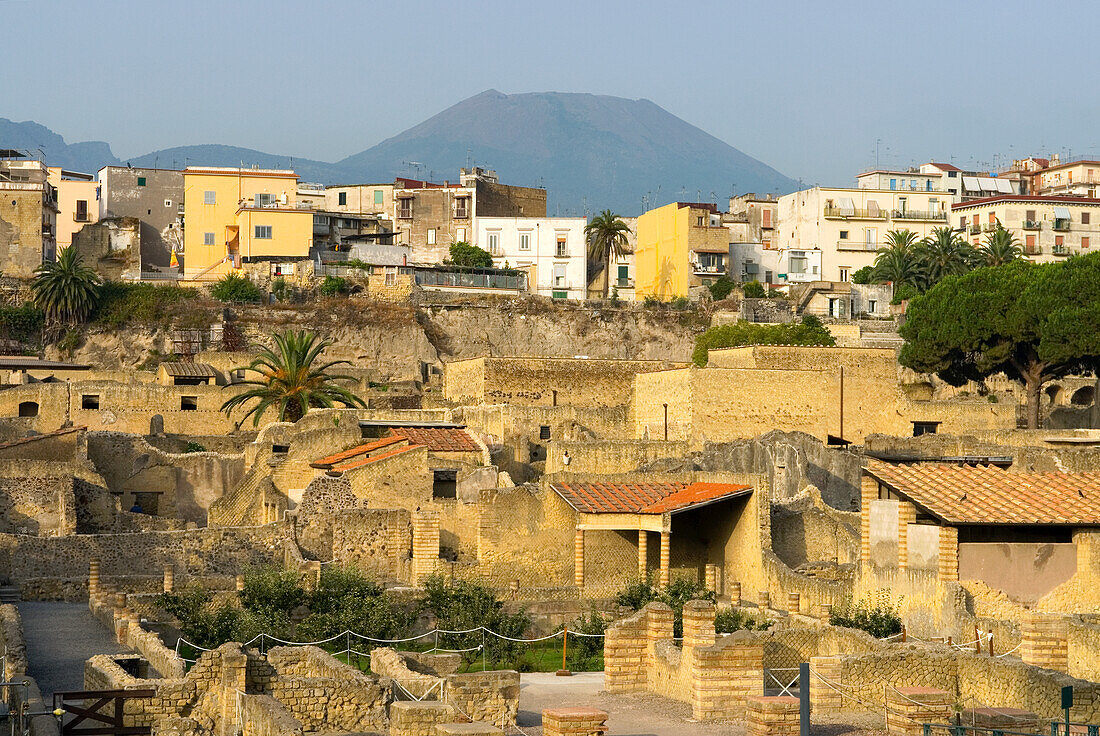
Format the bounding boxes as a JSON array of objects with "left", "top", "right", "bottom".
[{"left": 476, "top": 217, "right": 588, "bottom": 299}]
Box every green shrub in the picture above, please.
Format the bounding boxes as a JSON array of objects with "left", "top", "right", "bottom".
[
  {"left": 742, "top": 280, "right": 766, "bottom": 298},
  {"left": 271, "top": 277, "right": 290, "bottom": 302},
  {"left": 93, "top": 282, "right": 199, "bottom": 326},
  {"left": 614, "top": 575, "right": 717, "bottom": 637},
  {"left": 239, "top": 565, "right": 306, "bottom": 615},
  {"left": 0, "top": 304, "right": 44, "bottom": 344},
  {"left": 767, "top": 288, "right": 786, "bottom": 298},
  {"left": 422, "top": 575, "right": 530, "bottom": 669},
  {"left": 669, "top": 296, "right": 693, "bottom": 311},
  {"left": 851, "top": 266, "right": 873, "bottom": 284},
  {"left": 643, "top": 295, "right": 663, "bottom": 309},
  {"left": 829, "top": 596, "right": 902, "bottom": 639},
  {"left": 691, "top": 314, "right": 836, "bottom": 366},
  {"left": 184, "top": 441, "right": 208, "bottom": 453},
  {"left": 319, "top": 275, "right": 348, "bottom": 297},
  {"left": 891, "top": 283, "right": 920, "bottom": 305},
  {"left": 211, "top": 273, "right": 262, "bottom": 304},
  {"left": 714, "top": 608, "right": 771, "bottom": 633},
  {"left": 566, "top": 609, "right": 607, "bottom": 671},
  {"left": 708, "top": 276, "right": 735, "bottom": 301},
  {"left": 446, "top": 242, "right": 494, "bottom": 268}
]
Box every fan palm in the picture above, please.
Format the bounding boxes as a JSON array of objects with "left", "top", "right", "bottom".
[
  {"left": 584, "top": 210, "right": 632, "bottom": 298},
  {"left": 221, "top": 330, "right": 365, "bottom": 426},
  {"left": 980, "top": 225, "right": 1024, "bottom": 267},
  {"left": 917, "top": 226, "right": 978, "bottom": 286},
  {"left": 31, "top": 248, "right": 102, "bottom": 324},
  {"left": 871, "top": 230, "right": 924, "bottom": 288}
]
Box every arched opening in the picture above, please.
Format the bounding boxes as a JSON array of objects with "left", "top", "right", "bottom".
[
  {"left": 18, "top": 401, "right": 38, "bottom": 418},
  {"left": 1072, "top": 386, "right": 1095, "bottom": 406},
  {"left": 1046, "top": 385, "right": 1064, "bottom": 406}
]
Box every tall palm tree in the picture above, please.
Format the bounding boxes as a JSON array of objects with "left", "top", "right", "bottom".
[
  {"left": 980, "top": 224, "right": 1024, "bottom": 267},
  {"left": 871, "top": 230, "right": 923, "bottom": 288},
  {"left": 221, "top": 330, "right": 365, "bottom": 427},
  {"left": 584, "top": 210, "right": 632, "bottom": 299},
  {"left": 917, "top": 226, "right": 978, "bottom": 286},
  {"left": 31, "top": 248, "right": 102, "bottom": 324}
]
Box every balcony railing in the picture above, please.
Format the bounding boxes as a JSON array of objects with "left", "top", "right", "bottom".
[
  {"left": 1025, "top": 245, "right": 1042, "bottom": 255},
  {"left": 892, "top": 209, "right": 947, "bottom": 221},
  {"left": 983, "top": 222, "right": 999, "bottom": 232},
  {"left": 615, "top": 278, "right": 634, "bottom": 288},
  {"left": 693, "top": 265, "right": 726, "bottom": 274},
  {"left": 836, "top": 240, "right": 882, "bottom": 251},
  {"left": 824, "top": 207, "right": 888, "bottom": 219},
  {"left": 1054, "top": 219, "right": 1071, "bottom": 231},
  {"left": 74, "top": 213, "right": 90, "bottom": 222},
  {"left": 1023, "top": 220, "right": 1041, "bottom": 230},
  {"left": 969, "top": 225, "right": 981, "bottom": 235},
  {"left": 1053, "top": 245, "right": 1072, "bottom": 256}
]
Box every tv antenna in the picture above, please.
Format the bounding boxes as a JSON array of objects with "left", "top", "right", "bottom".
[{"left": 403, "top": 161, "right": 424, "bottom": 179}]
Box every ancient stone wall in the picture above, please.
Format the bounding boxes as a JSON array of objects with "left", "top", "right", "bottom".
[{"left": 544, "top": 439, "right": 690, "bottom": 475}]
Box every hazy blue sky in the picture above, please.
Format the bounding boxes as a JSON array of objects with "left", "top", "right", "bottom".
[{"left": 4, "top": 0, "right": 1100, "bottom": 185}]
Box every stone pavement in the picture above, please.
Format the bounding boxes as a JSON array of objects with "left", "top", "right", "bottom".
[{"left": 18, "top": 601, "right": 126, "bottom": 699}]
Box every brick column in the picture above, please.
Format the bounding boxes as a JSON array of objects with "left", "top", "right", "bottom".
[
  {"left": 746, "top": 695, "right": 800, "bottom": 736},
  {"left": 861, "top": 475, "right": 877, "bottom": 564},
  {"left": 682, "top": 600, "right": 716, "bottom": 652},
  {"left": 809, "top": 656, "right": 843, "bottom": 713},
  {"left": 705, "top": 563, "right": 720, "bottom": 593},
  {"left": 659, "top": 532, "right": 671, "bottom": 589},
  {"left": 88, "top": 558, "right": 100, "bottom": 600},
  {"left": 730, "top": 581, "right": 742, "bottom": 606},
  {"left": 886, "top": 687, "right": 951, "bottom": 736},
  {"left": 412, "top": 510, "right": 441, "bottom": 586},
  {"left": 604, "top": 609, "right": 647, "bottom": 692},
  {"left": 938, "top": 526, "right": 959, "bottom": 582},
  {"left": 637, "top": 530, "right": 647, "bottom": 579},
  {"left": 646, "top": 602, "right": 674, "bottom": 663},
  {"left": 574, "top": 529, "right": 585, "bottom": 588},
  {"left": 759, "top": 591, "right": 771, "bottom": 610},
  {"left": 1021, "top": 613, "right": 1068, "bottom": 671},
  {"left": 897, "top": 502, "right": 917, "bottom": 570},
  {"left": 163, "top": 565, "right": 174, "bottom": 593},
  {"left": 786, "top": 593, "right": 800, "bottom": 615},
  {"left": 236, "top": 574, "right": 245, "bottom": 592},
  {"left": 691, "top": 637, "right": 763, "bottom": 719}
]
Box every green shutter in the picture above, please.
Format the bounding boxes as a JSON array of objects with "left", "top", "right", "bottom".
[
  {"left": 374, "top": 190, "right": 384, "bottom": 205},
  {"left": 137, "top": 177, "right": 146, "bottom": 186},
  {"left": 552, "top": 290, "right": 568, "bottom": 299}
]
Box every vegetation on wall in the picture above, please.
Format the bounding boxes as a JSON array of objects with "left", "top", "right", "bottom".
[
  {"left": 446, "top": 242, "right": 494, "bottom": 269},
  {"left": 32, "top": 248, "right": 101, "bottom": 324},
  {"left": 707, "top": 276, "right": 735, "bottom": 301},
  {"left": 741, "top": 280, "right": 766, "bottom": 298},
  {"left": 850, "top": 266, "right": 873, "bottom": 284},
  {"left": 211, "top": 273, "right": 262, "bottom": 304},
  {"left": 691, "top": 314, "right": 836, "bottom": 366},
  {"left": 92, "top": 282, "right": 200, "bottom": 327},
  {"left": 829, "top": 595, "right": 902, "bottom": 638},
  {"left": 0, "top": 304, "right": 45, "bottom": 344},
  {"left": 319, "top": 275, "right": 349, "bottom": 297}
]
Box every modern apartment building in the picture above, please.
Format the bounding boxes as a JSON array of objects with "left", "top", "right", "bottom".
[
  {"left": 0, "top": 152, "right": 57, "bottom": 277},
  {"left": 725, "top": 193, "right": 778, "bottom": 250},
  {"left": 325, "top": 183, "right": 393, "bottom": 216},
  {"left": 1029, "top": 158, "right": 1100, "bottom": 198},
  {"left": 635, "top": 202, "right": 730, "bottom": 299},
  {"left": 181, "top": 167, "right": 312, "bottom": 281},
  {"left": 776, "top": 187, "right": 950, "bottom": 282},
  {"left": 951, "top": 195, "right": 1100, "bottom": 261},
  {"left": 477, "top": 216, "right": 587, "bottom": 299},
  {"left": 47, "top": 168, "right": 98, "bottom": 250},
  {"left": 97, "top": 166, "right": 184, "bottom": 271}
]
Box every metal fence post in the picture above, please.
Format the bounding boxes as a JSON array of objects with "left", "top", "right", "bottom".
[{"left": 799, "top": 662, "right": 809, "bottom": 736}]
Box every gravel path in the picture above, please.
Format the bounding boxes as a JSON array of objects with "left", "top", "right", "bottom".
[{"left": 18, "top": 601, "right": 126, "bottom": 699}]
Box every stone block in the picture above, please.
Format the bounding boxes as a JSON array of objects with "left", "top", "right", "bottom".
[
  {"left": 435, "top": 723, "right": 503, "bottom": 736},
  {"left": 886, "top": 687, "right": 951, "bottom": 736},
  {"left": 746, "top": 695, "right": 800, "bottom": 736},
  {"left": 541, "top": 707, "right": 608, "bottom": 736}
]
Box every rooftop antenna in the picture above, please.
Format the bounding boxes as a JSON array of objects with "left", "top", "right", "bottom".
[
  {"left": 875, "top": 138, "right": 882, "bottom": 169},
  {"left": 466, "top": 148, "right": 471, "bottom": 168}
]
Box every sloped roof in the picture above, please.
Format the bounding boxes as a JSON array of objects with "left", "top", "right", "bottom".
[
  {"left": 0, "top": 426, "right": 85, "bottom": 451},
  {"left": 327, "top": 443, "right": 422, "bottom": 474},
  {"left": 551, "top": 481, "right": 752, "bottom": 515},
  {"left": 160, "top": 362, "right": 217, "bottom": 378},
  {"left": 388, "top": 426, "right": 479, "bottom": 452},
  {"left": 311, "top": 435, "right": 405, "bottom": 469},
  {"left": 865, "top": 459, "right": 1100, "bottom": 526}
]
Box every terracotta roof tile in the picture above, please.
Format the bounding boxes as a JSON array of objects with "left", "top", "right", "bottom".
[
  {"left": 389, "top": 427, "right": 479, "bottom": 453},
  {"left": 311, "top": 435, "right": 405, "bottom": 468},
  {"left": 866, "top": 459, "right": 1100, "bottom": 525},
  {"left": 551, "top": 481, "right": 753, "bottom": 515},
  {"left": 327, "top": 444, "right": 422, "bottom": 474}
]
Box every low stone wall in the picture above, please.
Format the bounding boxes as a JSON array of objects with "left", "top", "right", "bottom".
[
  {"left": 370, "top": 647, "right": 442, "bottom": 699},
  {"left": 0, "top": 605, "right": 57, "bottom": 736},
  {"left": 444, "top": 670, "right": 521, "bottom": 725},
  {"left": 239, "top": 694, "right": 304, "bottom": 736},
  {"left": 89, "top": 585, "right": 187, "bottom": 678},
  {"left": 265, "top": 646, "right": 388, "bottom": 733}
]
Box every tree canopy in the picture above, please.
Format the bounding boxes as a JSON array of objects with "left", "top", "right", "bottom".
[
  {"left": 585, "top": 210, "right": 632, "bottom": 299},
  {"left": 32, "top": 248, "right": 101, "bottom": 324},
  {"left": 692, "top": 315, "right": 835, "bottom": 366},
  {"left": 899, "top": 254, "right": 1100, "bottom": 428},
  {"left": 447, "top": 242, "right": 494, "bottom": 268}
]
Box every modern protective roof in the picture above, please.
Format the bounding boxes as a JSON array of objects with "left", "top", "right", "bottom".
[
  {"left": 310, "top": 435, "right": 405, "bottom": 469},
  {"left": 550, "top": 481, "right": 752, "bottom": 515},
  {"left": 160, "top": 362, "right": 217, "bottom": 378},
  {"left": 865, "top": 459, "right": 1100, "bottom": 526},
  {"left": 326, "top": 443, "right": 422, "bottom": 474}
]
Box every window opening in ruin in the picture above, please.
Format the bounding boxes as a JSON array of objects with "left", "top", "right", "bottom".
[
  {"left": 539, "top": 425, "right": 551, "bottom": 440},
  {"left": 912, "top": 421, "right": 940, "bottom": 436},
  {"left": 180, "top": 396, "right": 198, "bottom": 411},
  {"left": 132, "top": 491, "right": 161, "bottom": 516},
  {"left": 18, "top": 401, "right": 37, "bottom": 417},
  {"left": 432, "top": 469, "right": 457, "bottom": 499},
  {"left": 82, "top": 394, "right": 99, "bottom": 410},
  {"left": 272, "top": 444, "right": 290, "bottom": 454}
]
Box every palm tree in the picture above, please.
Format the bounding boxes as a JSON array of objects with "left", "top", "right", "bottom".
[
  {"left": 917, "top": 226, "right": 978, "bottom": 286},
  {"left": 871, "top": 230, "right": 924, "bottom": 288},
  {"left": 221, "top": 330, "right": 365, "bottom": 427},
  {"left": 980, "top": 224, "right": 1024, "bottom": 267},
  {"left": 31, "top": 248, "right": 101, "bottom": 324},
  {"left": 584, "top": 210, "right": 632, "bottom": 299}
]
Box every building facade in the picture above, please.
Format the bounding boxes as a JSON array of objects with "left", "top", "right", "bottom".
[
  {"left": 325, "top": 183, "right": 393, "bottom": 216},
  {"left": 635, "top": 202, "right": 731, "bottom": 300},
  {"left": 0, "top": 153, "right": 57, "bottom": 277},
  {"left": 181, "top": 167, "right": 313, "bottom": 281},
  {"left": 47, "top": 168, "right": 99, "bottom": 250},
  {"left": 476, "top": 216, "right": 587, "bottom": 299},
  {"left": 1029, "top": 159, "right": 1100, "bottom": 198},
  {"left": 776, "top": 187, "right": 950, "bottom": 283},
  {"left": 725, "top": 194, "right": 778, "bottom": 250},
  {"left": 97, "top": 166, "right": 184, "bottom": 271},
  {"left": 950, "top": 195, "right": 1100, "bottom": 261}
]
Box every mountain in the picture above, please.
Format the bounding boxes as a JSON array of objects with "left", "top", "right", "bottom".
[
  {"left": 339, "top": 90, "right": 799, "bottom": 214},
  {"left": 3, "top": 92, "right": 799, "bottom": 213}
]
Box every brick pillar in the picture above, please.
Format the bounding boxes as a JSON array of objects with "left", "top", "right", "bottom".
[
  {"left": 412, "top": 510, "right": 441, "bottom": 586},
  {"left": 1021, "top": 613, "right": 1068, "bottom": 672},
  {"left": 759, "top": 591, "right": 771, "bottom": 610},
  {"left": 819, "top": 604, "right": 833, "bottom": 622},
  {"left": 746, "top": 695, "right": 800, "bottom": 736},
  {"left": 682, "top": 600, "right": 716, "bottom": 652},
  {"left": 659, "top": 531, "right": 671, "bottom": 589},
  {"left": 730, "top": 581, "right": 742, "bottom": 606},
  {"left": 604, "top": 609, "right": 648, "bottom": 692},
  {"left": 573, "top": 529, "right": 585, "bottom": 589},
  {"left": 861, "top": 475, "right": 877, "bottom": 564},
  {"left": 938, "top": 526, "right": 959, "bottom": 582},
  {"left": 809, "top": 656, "right": 843, "bottom": 713},
  {"left": 786, "top": 593, "right": 800, "bottom": 615},
  {"left": 88, "top": 558, "right": 100, "bottom": 600},
  {"left": 637, "top": 530, "right": 647, "bottom": 579},
  {"left": 235, "top": 574, "right": 245, "bottom": 592},
  {"left": 114, "top": 593, "right": 128, "bottom": 644},
  {"left": 218, "top": 647, "right": 249, "bottom": 736},
  {"left": 886, "top": 687, "right": 951, "bottom": 736},
  {"left": 705, "top": 563, "right": 720, "bottom": 593},
  {"left": 692, "top": 636, "right": 764, "bottom": 719},
  {"left": 163, "top": 566, "right": 174, "bottom": 593},
  {"left": 646, "top": 602, "right": 674, "bottom": 664},
  {"left": 897, "top": 501, "right": 917, "bottom": 570}
]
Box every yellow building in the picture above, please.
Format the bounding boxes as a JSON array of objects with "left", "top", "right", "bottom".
[
  {"left": 46, "top": 168, "right": 99, "bottom": 250},
  {"left": 182, "top": 167, "right": 313, "bottom": 280},
  {"left": 634, "top": 202, "right": 730, "bottom": 300}
]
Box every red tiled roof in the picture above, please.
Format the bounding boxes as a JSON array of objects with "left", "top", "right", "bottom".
[
  {"left": 866, "top": 459, "right": 1100, "bottom": 526},
  {"left": 551, "top": 481, "right": 752, "bottom": 515},
  {"left": 327, "top": 443, "right": 422, "bottom": 474},
  {"left": 389, "top": 427, "right": 479, "bottom": 453},
  {"left": 951, "top": 195, "right": 1100, "bottom": 209},
  {"left": 311, "top": 435, "right": 404, "bottom": 468},
  {"left": 927, "top": 162, "right": 961, "bottom": 172}
]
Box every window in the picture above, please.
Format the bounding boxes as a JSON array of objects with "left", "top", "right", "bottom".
[
  {"left": 762, "top": 209, "right": 772, "bottom": 228},
  {"left": 75, "top": 200, "right": 88, "bottom": 222},
  {"left": 889, "top": 178, "right": 897, "bottom": 190},
  {"left": 338, "top": 191, "right": 347, "bottom": 206},
  {"left": 487, "top": 232, "right": 500, "bottom": 255},
  {"left": 959, "top": 217, "right": 966, "bottom": 229},
  {"left": 789, "top": 256, "right": 807, "bottom": 274},
  {"left": 553, "top": 264, "right": 566, "bottom": 286},
  {"left": 1083, "top": 237, "right": 1091, "bottom": 249},
  {"left": 1026, "top": 209, "right": 1036, "bottom": 221},
  {"left": 838, "top": 267, "right": 849, "bottom": 282},
  {"left": 518, "top": 232, "right": 531, "bottom": 251},
  {"left": 427, "top": 228, "right": 436, "bottom": 245},
  {"left": 204, "top": 190, "right": 216, "bottom": 205},
  {"left": 254, "top": 225, "right": 272, "bottom": 239},
  {"left": 165, "top": 199, "right": 172, "bottom": 208},
  {"left": 254, "top": 193, "right": 276, "bottom": 207},
  {"left": 1083, "top": 212, "right": 1091, "bottom": 225},
  {"left": 180, "top": 396, "right": 198, "bottom": 411},
  {"left": 456, "top": 227, "right": 466, "bottom": 242},
  {"left": 1026, "top": 234, "right": 1036, "bottom": 250},
  {"left": 1056, "top": 235, "right": 1065, "bottom": 246},
  {"left": 912, "top": 421, "right": 940, "bottom": 437},
  {"left": 17, "top": 401, "right": 37, "bottom": 418},
  {"left": 694, "top": 216, "right": 702, "bottom": 227},
  {"left": 455, "top": 197, "right": 469, "bottom": 219},
  {"left": 82, "top": 395, "right": 100, "bottom": 410},
  {"left": 988, "top": 212, "right": 996, "bottom": 224},
  {"left": 432, "top": 469, "right": 457, "bottom": 499},
  {"left": 398, "top": 197, "right": 413, "bottom": 218},
  {"left": 617, "top": 264, "right": 629, "bottom": 286},
  {"left": 374, "top": 189, "right": 384, "bottom": 206},
  {"left": 384, "top": 267, "right": 397, "bottom": 286},
  {"left": 204, "top": 232, "right": 215, "bottom": 246},
  {"left": 868, "top": 299, "right": 877, "bottom": 313},
  {"left": 839, "top": 230, "right": 849, "bottom": 240},
  {"left": 137, "top": 177, "right": 146, "bottom": 187},
  {"left": 539, "top": 425, "right": 551, "bottom": 440},
  {"left": 556, "top": 238, "right": 567, "bottom": 257}
]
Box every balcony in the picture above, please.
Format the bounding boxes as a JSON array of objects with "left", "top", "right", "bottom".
[
  {"left": 983, "top": 222, "right": 1000, "bottom": 232},
  {"left": 1054, "top": 219, "right": 1071, "bottom": 231},
  {"left": 615, "top": 278, "right": 634, "bottom": 289},
  {"left": 693, "top": 265, "right": 726, "bottom": 275},
  {"left": 1023, "top": 220, "right": 1041, "bottom": 230},
  {"left": 969, "top": 225, "right": 981, "bottom": 235},
  {"left": 1025, "top": 245, "right": 1042, "bottom": 255},
  {"left": 836, "top": 240, "right": 882, "bottom": 251},
  {"left": 454, "top": 208, "right": 469, "bottom": 220},
  {"left": 892, "top": 209, "right": 947, "bottom": 221},
  {"left": 824, "top": 207, "right": 888, "bottom": 220},
  {"left": 1053, "top": 244, "right": 1072, "bottom": 256}
]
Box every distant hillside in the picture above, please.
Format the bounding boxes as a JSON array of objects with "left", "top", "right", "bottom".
[
  {"left": 339, "top": 90, "right": 799, "bottom": 214},
  {"left": 3, "top": 92, "right": 799, "bottom": 214}
]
